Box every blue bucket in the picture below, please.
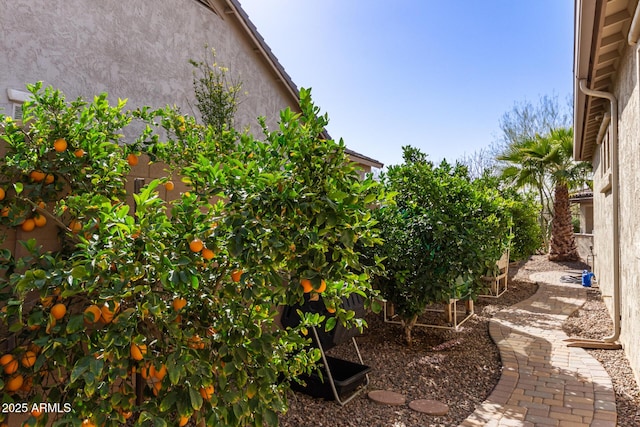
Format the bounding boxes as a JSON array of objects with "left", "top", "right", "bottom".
[{"left": 582, "top": 270, "right": 595, "bottom": 287}]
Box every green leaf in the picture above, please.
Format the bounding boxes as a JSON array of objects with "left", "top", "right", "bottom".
[
  {"left": 66, "top": 314, "right": 85, "bottom": 334},
  {"left": 189, "top": 386, "right": 203, "bottom": 410},
  {"left": 13, "top": 182, "right": 23, "bottom": 195},
  {"left": 160, "top": 391, "right": 178, "bottom": 412}
]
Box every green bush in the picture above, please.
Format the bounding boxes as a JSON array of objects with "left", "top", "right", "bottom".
[
  {"left": 371, "top": 147, "right": 511, "bottom": 344},
  {"left": 0, "top": 84, "right": 383, "bottom": 426}
]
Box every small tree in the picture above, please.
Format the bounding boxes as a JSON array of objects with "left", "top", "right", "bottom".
[
  {"left": 371, "top": 147, "right": 511, "bottom": 345},
  {"left": 0, "top": 84, "right": 383, "bottom": 426},
  {"left": 189, "top": 48, "right": 243, "bottom": 135}
]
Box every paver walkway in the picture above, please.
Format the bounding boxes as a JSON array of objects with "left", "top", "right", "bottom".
[{"left": 460, "top": 271, "right": 617, "bottom": 427}]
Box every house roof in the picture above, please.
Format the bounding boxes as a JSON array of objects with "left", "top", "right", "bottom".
[
  {"left": 573, "top": 0, "right": 638, "bottom": 161},
  {"left": 200, "top": 0, "right": 383, "bottom": 170}
]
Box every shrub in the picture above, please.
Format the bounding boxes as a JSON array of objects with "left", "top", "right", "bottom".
[
  {"left": 371, "top": 147, "right": 511, "bottom": 344},
  {"left": 0, "top": 83, "right": 382, "bottom": 426}
]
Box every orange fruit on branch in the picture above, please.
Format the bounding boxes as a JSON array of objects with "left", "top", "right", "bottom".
[
  {"left": 53, "top": 138, "right": 68, "bottom": 152},
  {"left": 21, "top": 351, "right": 37, "bottom": 368},
  {"left": 44, "top": 174, "right": 55, "bottom": 184},
  {"left": 127, "top": 153, "right": 139, "bottom": 166},
  {"left": 51, "top": 303, "right": 67, "bottom": 320},
  {"left": 231, "top": 269, "right": 243, "bottom": 283},
  {"left": 314, "top": 280, "right": 327, "bottom": 293},
  {"left": 201, "top": 248, "right": 215, "bottom": 260},
  {"left": 172, "top": 297, "right": 187, "bottom": 311},
  {"left": 178, "top": 416, "right": 190, "bottom": 427},
  {"left": 130, "top": 343, "right": 147, "bottom": 361},
  {"left": 189, "top": 238, "right": 204, "bottom": 253},
  {"left": 29, "top": 170, "right": 46, "bottom": 182},
  {"left": 5, "top": 374, "right": 23, "bottom": 392},
  {"left": 164, "top": 180, "right": 175, "bottom": 191},
  {"left": 33, "top": 214, "right": 47, "bottom": 227},
  {"left": 74, "top": 148, "right": 85, "bottom": 158},
  {"left": 0, "top": 187, "right": 5, "bottom": 201},
  {"left": 20, "top": 218, "right": 36, "bottom": 232},
  {"left": 69, "top": 219, "right": 82, "bottom": 233},
  {"left": 83, "top": 305, "right": 102, "bottom": 324},
  {"left": 1, "top": 354, "right": 18, "bottom": 374},
  {"left": 199, "top": 384, "right": 214, "bottom": 400},
  {"left": 300, "top": 279, "right": 313, "bottom": 293},
  {"left": 81, "top": 419, "right": 96, "bottom": 427},
  {"left": 100, "top": 301, "right": 120, "bottom": 323}
]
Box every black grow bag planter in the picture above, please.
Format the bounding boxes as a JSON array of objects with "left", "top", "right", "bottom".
[
  {"left": 280, "top": 293, "right": 366, "bottom": 350},
  {"left": 291, "top": 355, "right": 371, "bottom": 400}
]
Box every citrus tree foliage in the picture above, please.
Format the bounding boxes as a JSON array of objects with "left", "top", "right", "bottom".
[
  {"left": 473, "top": 174, "right": 543, "bottom": 261},
  {"left": 0, "top": 83, "right": 383, "bottom": 426},
  {"left": 372, "top": 146, "right": 511, "bottom": 344}
]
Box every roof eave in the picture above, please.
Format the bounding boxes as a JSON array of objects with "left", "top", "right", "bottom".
[{"left": 573, "top": 0, "right": 598, "bottom": 161}]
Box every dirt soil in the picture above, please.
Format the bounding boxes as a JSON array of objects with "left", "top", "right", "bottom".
[{"left": 279, "top": 255, "right": 640, "bottom": 427}]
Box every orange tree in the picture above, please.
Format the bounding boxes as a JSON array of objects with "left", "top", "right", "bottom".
[{"left": 0, "top": 83, "right": 383, "bottom": 426}]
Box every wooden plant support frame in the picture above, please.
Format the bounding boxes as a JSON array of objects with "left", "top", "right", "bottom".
[
  {"left": 383, "top": 297, "right": 475, "bottom": 332},
  {"left": 479, "top": 251, "right": 509, "bottom": 298}
]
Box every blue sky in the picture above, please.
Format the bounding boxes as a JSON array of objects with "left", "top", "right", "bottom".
[{"left": 238, "top": 1, "right": 574, "bottom": 169}]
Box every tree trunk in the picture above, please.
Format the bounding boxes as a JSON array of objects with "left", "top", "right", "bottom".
[
  {"left": 548, "top": 184, "right": 580, "bottom": 261},
  {"left": 402, "top": 315, "right": 418, "bottom": 346}
]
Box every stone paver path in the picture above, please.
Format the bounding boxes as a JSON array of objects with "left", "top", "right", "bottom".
[{"left": 460, "top": 271, "right": 617, "bottom": 427}]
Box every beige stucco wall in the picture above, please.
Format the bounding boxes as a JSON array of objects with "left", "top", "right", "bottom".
[
  {"left": 597, "top": 40, "right": 640, "bottom": 386},
  {"left": 0, "top": 0, "right": 294, "bottom": 138}
]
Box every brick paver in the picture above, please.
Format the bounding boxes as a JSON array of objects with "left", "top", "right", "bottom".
[{"left": 459, "top": 271, "right": 617, "bottom": 426}]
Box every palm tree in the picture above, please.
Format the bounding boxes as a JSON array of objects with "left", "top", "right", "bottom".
[
  {"left": 543, "top": 128, "right": 591, "bottom": 261},
  {"left": 499, "top": 127, "right": 591, "bottom": 261}
]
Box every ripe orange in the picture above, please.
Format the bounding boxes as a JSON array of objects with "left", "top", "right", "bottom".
[
  {"left": 164, "top": 180, "right": 175, "bottom": 191},
  {"left": 33, "top": 214, "right": 47, "bottom": 228},
  {"left": 51, "top": 303, "right": 67, "bottom": 320},
  {"left": 130, "top": 343, "right": 147, "bottom": 361},
  {"left": 29, "top": 170, "right": 46, "bottom": 182},
  {"left": 152, "top": 380, "right": 162, "bottom": 396},
  {"left": 300, "top": 279, "right": 313, "bottom": 293},
  {"left": 127, "top": 153, "right": 139, "bottom": 167},
  {"left": 21, "top": 351, "right": 37, "bottom": 368},
  {"left": 21, "top": 218, "right": 36, "bottom": 232},
  {"left": 100, "top": 301, "right": 120, "bottom": 323},
  {"left": 84, "top": 305, "right": 102, "bottom": 324},
  {"left": 74, "top": 148, "right": 85, "bottom": 158},
  {"left": 0, "top": 187, "right": 5, "bottom": 201},
  {"left": 31, "top": 408, "right": 43, "bottom": 418},
  {"left": 0, "top": 207, "right": 9, "bottom": 217},
  {"left": 150, "top": 363, "right": 167, "bottom": 380},
  {"left": 179, "top": 416, "right": 190, "bottom": 427},
  {"left": 201, "top": 248, "right": 215, "bottom": 260},
  {"left": 53, "top": 138, "right": 67, "bottom": 152},
  {"left": 69, "top": 219, "right": 82, "bottom": 233},
  {"left": 81, "top": 419, "right": 96, "bottom": 427},
  {"left": 199, "top": 384, "right": 214, "bottom": 400},
  {"left": 189, "top": 238, "right": 204, "bottom": 253},
  {"left": 1, "top": 354, "right": 18, "bottom": 374},
  {"left": 326, "top": 306, "right": 336, "bottom": 314},
  {"left": 5, "top": 374, "right": 23, "bottom": 392},
  {"left": 231, "top": 269, "right": 243, "bottom": 283},
  {"left": 172, "top": 297, "right": 187, "bottom": 311},
  {"left": 314, "top": 280, "right": 327, "bottom": 293},
  {"left": 120, "top": 410, "right": 133, "bottom": 420},
  {"left": 44, "top": 174, "right": 55, "bottom": 184}
]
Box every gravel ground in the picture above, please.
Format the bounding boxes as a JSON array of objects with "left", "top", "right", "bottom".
[
  {"left": 279, "top": 255, "right": 640, "bottom": 426},
  {"left": 563, "top": 287, "right": 640, "bottom": 426}
]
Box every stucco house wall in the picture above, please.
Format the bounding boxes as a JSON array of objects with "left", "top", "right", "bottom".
[
  {"left": 0, "top": 0, "right": 291, "bottom": 137},
  {"left": 612, "top": 40, "right": 640, "bottom": 383},
  {"left": 574, "top": 0, "right": 640, "bottom": 385}
]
